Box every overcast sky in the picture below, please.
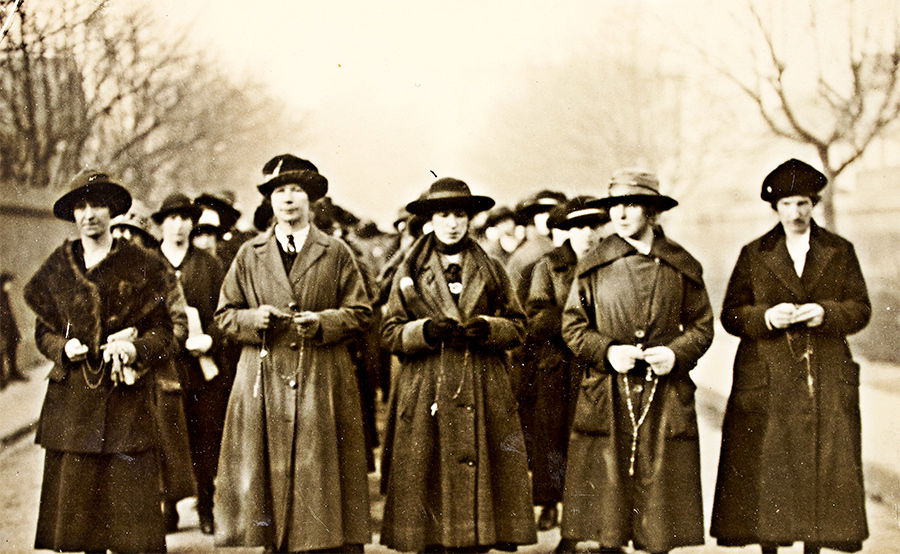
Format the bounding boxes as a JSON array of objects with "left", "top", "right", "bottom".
[{"left": 145, "top": 0, "right": 896, "bottom": 226}]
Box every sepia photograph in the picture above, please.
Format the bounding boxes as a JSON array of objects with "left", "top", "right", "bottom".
[{"left": 0, "top": 0, "right": 897, "bottom": 552}]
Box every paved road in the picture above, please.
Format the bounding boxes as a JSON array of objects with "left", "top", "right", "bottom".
[{"left": 1, "top": 387, "right": 897, "bottom": 553}]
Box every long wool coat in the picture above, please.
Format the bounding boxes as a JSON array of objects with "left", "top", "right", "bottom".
[
  {"left": 524, "top": 241, "right": 587, "bottom": 505},
  {"left": 212, "top": 225, "right": 373, "bottom": 552},
  {"left": 711, "top": 222, "right": 871, "bottom": 552},
  {"left": 560, "top": 232, "right": 714, "bottom": 552},
  {"left": 380, "top": 235, "right": 537, "bottom": 552},
  {"left": 24, "top": 238, "right": 175, "bottom": 552}
]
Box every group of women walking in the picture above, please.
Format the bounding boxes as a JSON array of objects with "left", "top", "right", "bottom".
[{"left": 24, "top": 155, "right": 870, "bottom": 554}]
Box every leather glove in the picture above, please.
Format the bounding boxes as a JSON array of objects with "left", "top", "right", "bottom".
[
  {"left": 423, "top": 317, "right": 462, "bottom": 345},
  {"left": 462, "top": 317, "right": 490, "bottom": 343}
]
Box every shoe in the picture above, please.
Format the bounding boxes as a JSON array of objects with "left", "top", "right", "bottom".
[
  {"left": 537, "top": 504, "right": 559, "bottom": 531},
  {"left": 162, "top": 501, "right": 179, "bottom": 533},
  {"left": 199, "top": 512, "right": 215, "bottom": 535}
]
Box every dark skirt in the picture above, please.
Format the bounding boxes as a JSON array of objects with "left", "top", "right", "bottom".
[
  {"left": 35, "top": 449, "right": 166, "bottom": 553},
  {"left": 154, "top": 387, "right": 196, "bottom": 502}
]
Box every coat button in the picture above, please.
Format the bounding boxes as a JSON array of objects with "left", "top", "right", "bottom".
[
  {"left": 289, "top": 379, "right": 298, "bottom": 389},
  {"left": 634, "top": 329, "right": 645, "bottom": 339},
  {"left": 289, "top": 342, "right": 299, "bottom": 350},
  {"left": 465, "top": 405, "right": 474, "bottom": 412},
  {"left": 466, "top": 460, "right": 475, "bottom": 467}
]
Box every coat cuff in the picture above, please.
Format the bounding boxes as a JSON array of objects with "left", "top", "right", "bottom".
[
  {"left": 480, "top": 315, "right": 523, "bottom": 350},
  {"left": 400, "top": 318, "right": 432, "bottom": 354}
]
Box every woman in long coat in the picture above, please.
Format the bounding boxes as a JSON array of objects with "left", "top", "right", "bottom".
[
  {"left": 25, "top": 172, "right": 175, "bottom": 553},
  {"left": 213, "top": 155, "right": 372, "bottom": 552},
  {"left": 560, "top": 170, "right": 713, "bottom": 553},
  {"left": 380, "top": 177, "right": 537, "bottom": 552},
  {"left": 523, "top": 197, "right": 609, "bottom": 530},
  {"left": 711, "top": 159, "right": 871, "bottom": 553}
]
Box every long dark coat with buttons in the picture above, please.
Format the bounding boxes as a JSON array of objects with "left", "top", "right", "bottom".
[
  {"left": 560, "top": 232, "right": 714, "bottom": 552},
  {"left": 711, "top": 222, "right": 871, "bottom": 552},
  {"left": 212, "top": 225, "right": 373, "bottom": 552},
  {"left": 380, "top": 234, "right": 537, "bottom": 552}
]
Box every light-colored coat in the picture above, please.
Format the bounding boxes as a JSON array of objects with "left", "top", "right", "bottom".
[{"left": 212, "top": 225, "right": 372, "bottom": 552}]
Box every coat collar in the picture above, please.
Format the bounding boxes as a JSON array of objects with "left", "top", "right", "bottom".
[
  {"left": 577, "top": 230, "right": 704, "bottom": 285},
  {"left": 547, "top": 241, "right": 577, "bottom": 272},
  {"left": 250, "top": 225, "right": 330, "bottom": 297},
  {"left": 757, "top": 220, "right": 838, "bottom": 297}
]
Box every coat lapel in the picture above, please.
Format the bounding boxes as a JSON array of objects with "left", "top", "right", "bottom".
[
  {"left": 758, "top": 225, "right": 805, "bottom": 299},
  {"left": 800, "top": 223, "right": 837, "bottom": 293},
  {"left": 288, "top": 226, "right": 327, "bottom": 286},
  {"left": 458, "top": 251, "right": 486, "bottom": 319},
  {"left": 424, "top": 252, "right": 462, "bottom": 320},
  {"left": 252, "top": 230, "right": 295, "bottom": 299}
]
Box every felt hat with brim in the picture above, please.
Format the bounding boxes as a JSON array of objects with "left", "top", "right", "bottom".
[
  {"left": 761, "top": 158, "right": 827, "bottom": 202},
  {"left": 53, "top": 170, "right": 132, "bottom": 222},
  {"left": 514, "top": 189, "right": 567, "bottom": 223},
  {"left": 406, "top": 177, "right": 495, "bottom": 216},
  {"left": 111, "top": 201, "right": 158, "bottom": 246},
  {"left": 194, "top": 193, "right": 241, "bottom": 230},
  {"left": 593, "top": 168, "right": 678, "bottom": 211},
  {"left": 152, "top": 193, "right": 201, "bottom": 224},
  {"left": 551, "top": 196, "right": 609, "bottom": 230},
  {"left": 257, "top": 154, "right": 328, "bottom": 201}
]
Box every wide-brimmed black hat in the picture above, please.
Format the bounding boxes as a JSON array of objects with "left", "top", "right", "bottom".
[
  {"left": 152, "top": 193, "right": 201, "bottom": 224},
  {"left": 257, "top": 154, "right": 328, "bottom": 201},
  {"left": 550, "top": 196, "right": 609, "bottom": 230},
  {"left": 593, "top": 168, "right": 678, "bottom": 211},
  {"left": 405, "top": 177, "right": 495, "bottom": 216},
  {"left": 53, "top": 170, "right": 132, "bottom": 222},
  {"left": 194, "top": 192, "right": 241, "bottom": 230},
  {"left": 761, "top": 158, "right": 827, "bottom": 202}
]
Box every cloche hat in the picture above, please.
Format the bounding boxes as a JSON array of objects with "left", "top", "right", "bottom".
[
  {"left": 53, "top": 170, "right": 132, "bottom": 222},
  {"left": 405, "top": 177, "right": 495, "bottom": 216},
  {"left": 152, "top": 193, "right": 200, "bottom": 224}
]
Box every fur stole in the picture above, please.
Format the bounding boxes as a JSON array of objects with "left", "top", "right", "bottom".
[{"left": 25, "top": 238, "right": 171, "bottom": 354}]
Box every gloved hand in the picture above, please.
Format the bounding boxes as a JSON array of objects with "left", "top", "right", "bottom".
[
  {"left": 64, "top": 338, "right": 88, "bottom": 362},
  {"left": 606, "top": 344, "right": 644, "bottom": 374},
  {"left": 462, "top": 317, "right": 490, "bottom": 343},
  {"left": 423, "top": 317, "right": 462, "bottom": 345}
]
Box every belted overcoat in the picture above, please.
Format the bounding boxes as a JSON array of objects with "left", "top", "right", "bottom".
[
  {"left": 212, "top": 225, "right": 373, "bottom": 552},
  {"left": 560, "top": 232, "right": 713, "bottom": 552}
]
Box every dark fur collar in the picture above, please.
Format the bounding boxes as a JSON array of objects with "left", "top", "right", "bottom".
[{"left": 25, "top": 238, "right": 170, "bottom": 351}]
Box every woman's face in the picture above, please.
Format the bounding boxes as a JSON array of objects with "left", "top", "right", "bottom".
[
  {"left": 431, "top": 209, "right": 469, "bottom": 245},
  {"left": 73, "top": 199, "right": 111, "bottom": 239},
  {"left": 270, "top": 183, "right": 310, "bottom": 227}
]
